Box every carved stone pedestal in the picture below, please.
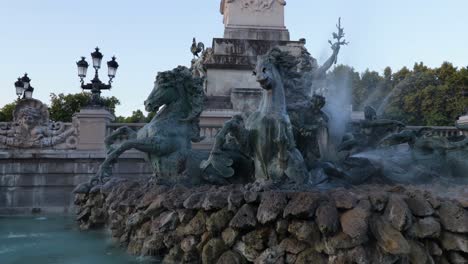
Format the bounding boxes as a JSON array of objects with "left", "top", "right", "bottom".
[
  {"left": 74, "top": 107, "right": 115, "bottom": 151},
  {"left": 197, "top": 0, "right": 301, "bottom": 129},
  {"left": 221, "top": 0, "right": 290, "bottom": 41},
  {"left": 204, "top": 38, "right": 304, "bottom": 114}
]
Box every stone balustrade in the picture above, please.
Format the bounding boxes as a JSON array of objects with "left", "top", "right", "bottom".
[
  {"left": 406, "top": 126, "right": 463, "bottom": 138},
  {"left": 106, "top": 123, "right": 222, "bottom": 151}
]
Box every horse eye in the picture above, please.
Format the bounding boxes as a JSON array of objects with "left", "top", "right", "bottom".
[
  {"left": 262, "top": 67, "right": 267, "bottom": 73},
  {"left": 252, "top": 71, "right": 257, "bottom": 76}
]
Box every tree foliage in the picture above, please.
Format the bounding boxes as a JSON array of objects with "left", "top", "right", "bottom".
[
  {"left": 49, "top": 93, "right": 120, "bottom": 122},
  {"left": 1, "top": 62, "right": 467, "bottom": 126},
  {"left": 0, "top": 101, "right": 18, "bottom": 122},
  {"left": 115, "top": 110, "right": 155, "bottom": 123},
  {"left": 328, "top": 62, "right": 468, "bottom": 126}
]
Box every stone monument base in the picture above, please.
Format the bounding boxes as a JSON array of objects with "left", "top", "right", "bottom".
[
  {"left": 75, "top": 181, "right": 468, "bottom": 263},
  {"left": 224, "top": 27, "right": 290, "bottom": 41}
]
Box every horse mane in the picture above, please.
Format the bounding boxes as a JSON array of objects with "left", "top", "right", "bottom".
[
  {"left": 262, "top": 48, "right": 312, "bottom": 111},
  {"left": 262, "top": 48, "right": 300, "bottom": 78},
  {"left": 157, "top": 66, "right": 205, "bottom": 142}
]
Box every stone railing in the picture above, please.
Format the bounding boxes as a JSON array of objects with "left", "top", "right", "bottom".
[
  {"left": 44, "top": 122, "right": 463, "bottom": 152},
  {"left": 106, "top": 123, "right": 222, "bottom": 150},
  {"left": 406, "top": 126, "right": 462, "bottom": 138},
  {"left": 104, "top": 124, "right": 464, "bottom": 151}
]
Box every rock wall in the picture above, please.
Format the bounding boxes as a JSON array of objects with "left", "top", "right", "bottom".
[{"left": 75, "top": 182, "right": 468, "bottom": 264}]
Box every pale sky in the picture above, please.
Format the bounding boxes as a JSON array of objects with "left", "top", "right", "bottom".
[{"left": 1, "top": 0, "right": 467, "bottom": 116}]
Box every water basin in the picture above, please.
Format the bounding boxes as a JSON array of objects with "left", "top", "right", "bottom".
[{"left": 0, "top": 216, "right": 158, "bottom": 264}]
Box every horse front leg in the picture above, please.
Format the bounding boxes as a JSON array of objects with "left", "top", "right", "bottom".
[
  {"left": 104, "top": 126, "right": 137, "bottom": 153},
  {"left": 92, "top": 138, "right": 156, "bottom": 185}
]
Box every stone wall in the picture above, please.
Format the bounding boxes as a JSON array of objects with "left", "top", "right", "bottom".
[
  {"left": 0, "top": 150, "right": 152, "bottom": 215},
  {"left": 0, "top": 106, "right": 223, "bottom": 215},
  {"left": 75, "top": 181, "right": 468, "bottom": 263}
]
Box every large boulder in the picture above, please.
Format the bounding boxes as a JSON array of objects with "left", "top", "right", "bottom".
[
  {"left": 256, "top": 192, "right": 288, "bottom": 224},
  {"left": 287, "top": 220, "right": 320, "bottom": 244},
  {"left": 207, "top": 208, "right": 234, "bottom": 234},
  {"left": 407, "top": 217, "right": 440, "bottom": 239},
  {"left": 295, "top": 249, "right": 327, "bottom": 264},
  {"left": 217, "top": 250, "right": 247, "bottom": 264},
  {"left": 177, "top": 211, "right": 207, "bottom": 236},
  {"left": 283, "top": 192, "right": 323, "bottom": 218},
  {"left": 384, "top": 195, "right": 413, "bottom": 231},
  {"left": 405, "top": 192, "right": 434, "bottom": 217},
  {"left": 439, "top": 201, "right": 468, "bottom": 233},
  {"left": 440, "top": 232, "right": 468, "bottom": 253},
  {"left": 340, "top": 201, "right": 371, "bottom": 239},
  {"left": 370, "top": 216, "right": 410, "bottom": 255},
  {"left": 315, "top": 202, "right": 340, "bottom": 235},
  {"left": 242, "top": 228, "right": 271, "bottom": 252},
  {"left": 202, "top": 239, "right": 227, "bottom": 264},
  {"left": 230, "top": 204, "right": 258, "bottom": 229},
  {"left": 331, "top": 189, "right": 358, "bottom": 209}
]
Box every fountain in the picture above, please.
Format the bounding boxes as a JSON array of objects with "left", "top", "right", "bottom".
[{"left": 73, "top": 1, "right": 468, "bottom": 263}]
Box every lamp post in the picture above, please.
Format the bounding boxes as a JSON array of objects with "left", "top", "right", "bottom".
[
  {"left": 76, "top": 47, "right": 119, "bottom": 106},
  {"left": 14, "top": 73, "right": 34, "bottom": 99}
]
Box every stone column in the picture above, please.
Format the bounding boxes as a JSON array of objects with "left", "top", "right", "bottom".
[
  {"left": 74, "top": 107, "right": 115, "bottom": 151},
  {"left": 456, "top": 114, "right": 468, "bottom": 136}
]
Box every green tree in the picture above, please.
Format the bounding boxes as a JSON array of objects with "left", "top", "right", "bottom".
[
  {"left": 115, "top": 110, "right": 146, "bottom": 123},
  {"left": 115, "top": 109, "right": 155, "bottom": 123},
  {"left": 326, "top": 65, "right": 361, "bottom": 108},
  {"left": 0, "top": 101, "right": 18, "bottom": 122},
  {"left": 49, "top": 93, "right": 120, "bottom": 122},
  {"left": 379, "top": 63, "right": 468, "bottom": 126},
  {"left": 359, "top": 69, "right": 384, "bottom": 109}
]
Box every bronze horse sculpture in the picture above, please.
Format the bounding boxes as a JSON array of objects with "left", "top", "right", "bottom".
[
  {"left": 202, "top": 48, "right": 312, "bottom": 185},
  {"left": 90, "top": 66, "right": 252, "bottom": 187}
]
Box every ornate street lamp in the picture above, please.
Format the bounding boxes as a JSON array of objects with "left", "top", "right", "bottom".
[
  {"left": 77, "top": 57, "right": 89, "bottom": 79},
  {"left": 15, "top": 78, "right": 25, "bottom": 98},
  {"left": 76, "top": 47, "right": 119, "bottom": 106},
  {"left": 14, "top": 73, "right": 34, "bottom": 99},
  {"left": 21, "top": 74, "right": 31, "bottom": 89},
  {"left": 24, "top": 86, "right": 34, "bottom": 99},
  {"left": 107, "top": 56, "right": 119, "bottom": 83}
]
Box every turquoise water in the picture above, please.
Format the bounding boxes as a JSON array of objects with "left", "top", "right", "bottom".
[{"left": 0, "top": 216, "right": 158, "bottom": 264}]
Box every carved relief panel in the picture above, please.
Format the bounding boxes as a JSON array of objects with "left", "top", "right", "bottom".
[
  {"left": 0, "top": 99, "right": 78, "bottom": 149},
  {"left": 238, "top": 0, "right": 286, "bottom": 12}
]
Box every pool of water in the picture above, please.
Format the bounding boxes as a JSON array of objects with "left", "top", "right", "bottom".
[{"left": 0, "top": 216, "right": 158, "bottom": 264}]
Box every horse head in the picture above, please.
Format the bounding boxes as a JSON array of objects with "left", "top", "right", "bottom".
[
  {"left": 145, "top": 66, "right": 205, "bottom": 122},
  {"left": 253, "top": 48, "right": 300, "bottom": 91}
]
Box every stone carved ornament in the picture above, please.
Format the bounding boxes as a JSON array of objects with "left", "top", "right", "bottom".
[
  {"left": 0, "top": 99, "right": 78, "bottom": 149},
  {"left": 221, "top": 0, "right": 286, "bottom": 13}
]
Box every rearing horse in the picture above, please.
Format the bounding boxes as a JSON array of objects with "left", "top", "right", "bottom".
[
  {"left": 94, "top": 66, "right": 219, "bottom": 186},
  {"left": 90, "top": 66, "right": 252, "bottom": 187},
  {"left": 202, "top": 48, "right": 310, "bottom": 184},
  {"left": 247, "top": 48, "right": 309, "bottom": 183}
]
